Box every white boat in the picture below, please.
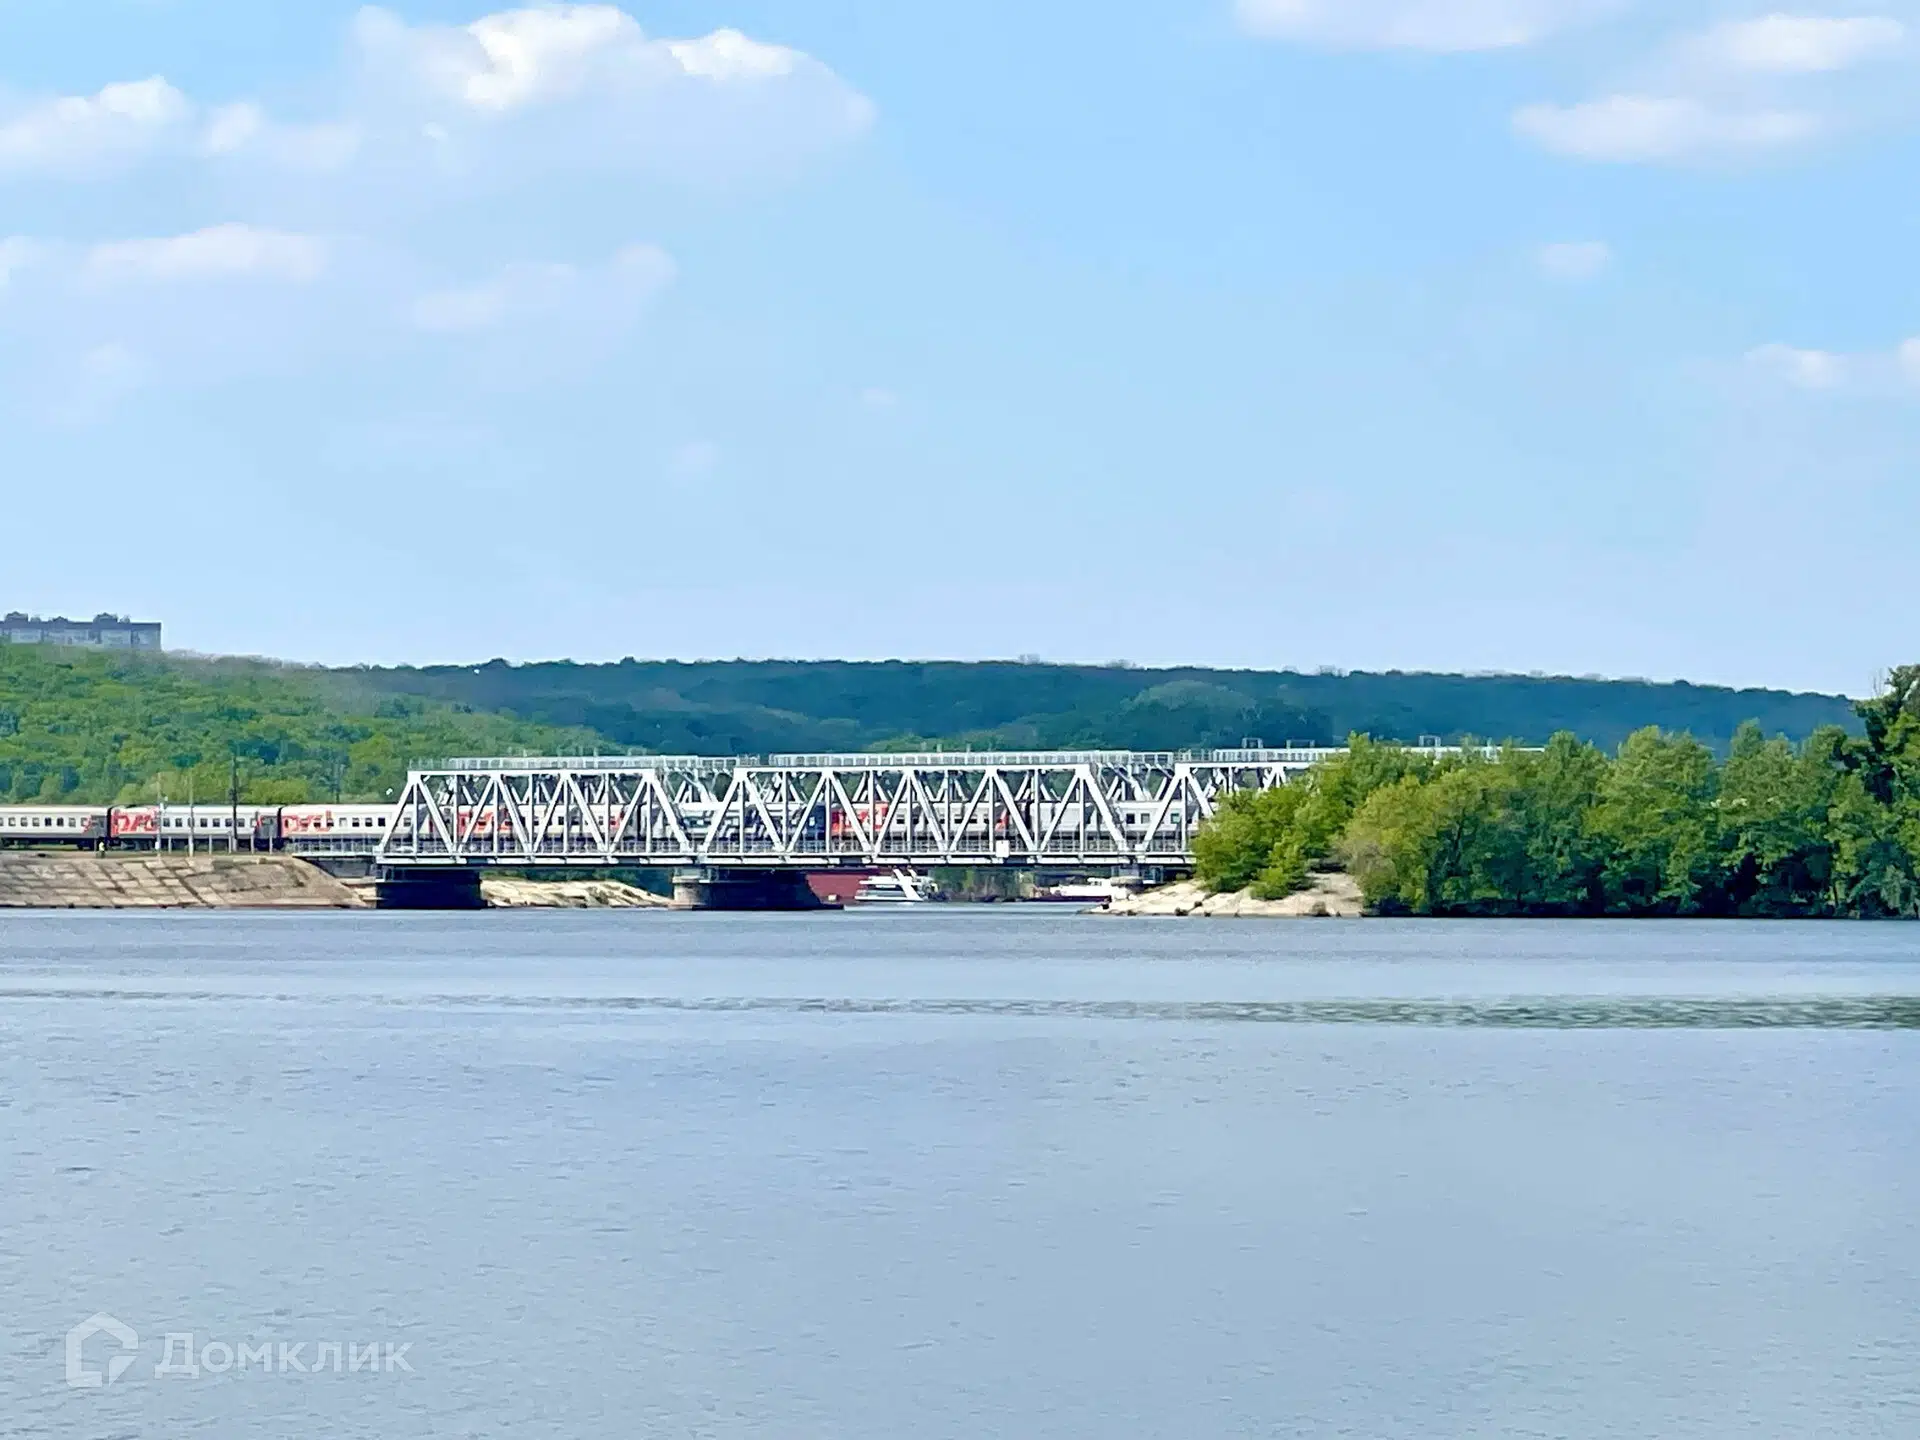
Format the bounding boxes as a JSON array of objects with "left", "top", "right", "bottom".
[
  {"left": 853, "top": 869, "right": 933, "bottom": 905},
  {"left": 1031, "top": 878, "right": 1137, "bottom": 905}
]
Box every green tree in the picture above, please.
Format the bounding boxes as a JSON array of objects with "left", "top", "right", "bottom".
[
  {"left": 1586, "top": 728, "right": 1721, "bottom": 914},
  {"left": 1717, "top": 722, "right": 1840, "bottom": 916}
]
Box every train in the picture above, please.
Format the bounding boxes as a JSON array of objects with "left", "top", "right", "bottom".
[
  {"left": 0, "top": 804, "right": 396, "bottom": 852},
  {"left": 0, "top": 796, "right": 1191, "bottom": 855}
]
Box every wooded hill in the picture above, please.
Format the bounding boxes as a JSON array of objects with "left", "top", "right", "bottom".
[
  {"left": 0, "top": 647, "right": 1859, "bottom": 804},
  {"left": 0, "top": 648, "right": 589, "bottom": 804},
  {"left": 364, "top": 659, "right": 1855, "bottom": 759}
]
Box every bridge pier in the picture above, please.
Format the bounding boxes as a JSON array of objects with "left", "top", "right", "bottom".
[
  {"left": 671, "top": 868, "right": 833, "bottom": 911},
  {"left": 375, "top": 868, "right": 486, "bottom": 910}
]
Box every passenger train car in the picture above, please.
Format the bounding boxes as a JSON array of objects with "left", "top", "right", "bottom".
[
  {"left": 0, "top": 804, "right": 398, "bottom": 852},
  {"left": 0, "top": 796, "right": 1192, "bottom": 854}
]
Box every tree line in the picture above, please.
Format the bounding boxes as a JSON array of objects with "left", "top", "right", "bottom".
[
  {"left": 0, "top": 647, "right": 591, "bottom": 806},
  {"left": 1193, "top": 668, "right": 1920, "bottom": 918},
  {"left": 363, "top": 657, "right": 1854, "bottom": 756}
]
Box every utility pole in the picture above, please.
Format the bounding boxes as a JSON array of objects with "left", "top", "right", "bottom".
[{"left": 230, "top": 748, "right": 241, "bottom": 855}]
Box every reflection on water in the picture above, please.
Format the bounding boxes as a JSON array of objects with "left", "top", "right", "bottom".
[{"left": 2, "top": 911, "right": 1918, "bottom": 1439}]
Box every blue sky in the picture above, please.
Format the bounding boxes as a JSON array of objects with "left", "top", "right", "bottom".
[{"left": 3, "top": 1, "right": 1917, "bottom": 693}]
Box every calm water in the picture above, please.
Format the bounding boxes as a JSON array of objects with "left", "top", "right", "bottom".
[{"left": 3, "top": 910, "right": 1918, "bottom": 1438}]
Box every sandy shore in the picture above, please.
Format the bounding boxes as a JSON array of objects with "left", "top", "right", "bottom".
[
  {"left": 480, "top": 877, "right": 671, "bottom": 909},
  {"left": 1101, "top": 872, "right": 1364, "bottom": 918}
]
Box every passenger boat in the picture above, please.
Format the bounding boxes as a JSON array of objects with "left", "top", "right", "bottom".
[
  {"left": 1030, "top": 878, "right": 1136, "bottom": 905},
  {"left": 853, "top": 869, "right": 933, "bottom": 905}
]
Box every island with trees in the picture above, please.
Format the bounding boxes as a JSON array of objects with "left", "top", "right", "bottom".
[{"left": 1191, "top": 668, "right": 1920, "bottom": 919}]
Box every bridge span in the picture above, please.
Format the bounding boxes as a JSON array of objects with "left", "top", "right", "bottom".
[{"left": 374, "top": 746, "right": 1497, "bottom": 897}]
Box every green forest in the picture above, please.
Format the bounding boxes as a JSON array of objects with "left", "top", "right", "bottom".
[
  {"left": 0, "top": 648, "right": 590, "bottom": 805},
  {"left": 1193, "top": 668, "right": 1920, "bottom": 918},
  {"left": 367, "top": 657, "right": 1851, "bottom": 756},
  {"left": 0, "top": 643, "right": 1870, "bottom": 821}
]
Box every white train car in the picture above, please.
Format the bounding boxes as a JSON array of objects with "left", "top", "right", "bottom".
[
  {"left": 276, "top": 805, "right": 396, "bottom": 854},
  {"left": 109, "top": 806, "right": 280, "bottom": 850},
  {"left": 0, "top": 805, "right": 111, "bottom": 846}
]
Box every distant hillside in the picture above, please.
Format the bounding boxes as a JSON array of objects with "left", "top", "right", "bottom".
[
  {"left": 358, "top": 660, "right": 1861, "bottom": 757},
  {"left": 0, "top": 648, "right": 1863, "bottom": 807},
  {"left": 0, "top": 647, "right": 591, "bottom": 804}
]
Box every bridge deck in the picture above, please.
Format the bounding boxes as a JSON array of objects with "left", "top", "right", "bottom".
[{"left": 376, "top": 746, "right": 1496, "bottom": 871}]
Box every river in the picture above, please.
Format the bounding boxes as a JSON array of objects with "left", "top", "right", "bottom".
[{"left": 3, "top": 910, "right": 1918, "bottom": 1437}]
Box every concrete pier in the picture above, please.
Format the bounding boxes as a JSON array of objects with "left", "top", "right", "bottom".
[
  {"left": 374, "top": 868, "right": 486, "bottom": 910},
  {"left": 670, "top": 868, "right": 833, "bottom": 911}
]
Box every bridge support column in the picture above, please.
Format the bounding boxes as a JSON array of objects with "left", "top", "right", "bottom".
[
  {"left": 671, "top": 868, "right": 831, "bottom": 911},
  {"left": 376, "top": 868, "right": 486, "bottom": 910}
]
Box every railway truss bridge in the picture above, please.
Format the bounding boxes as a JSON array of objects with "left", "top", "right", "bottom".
[{"left": 372, "top": 747, "right": 1494, "bottom": 907}]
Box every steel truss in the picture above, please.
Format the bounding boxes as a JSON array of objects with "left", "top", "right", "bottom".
[{"left": 375, "top": 749, "right": 1362, "bottom": 870}]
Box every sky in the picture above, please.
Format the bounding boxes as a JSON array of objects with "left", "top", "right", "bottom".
[{"left": 2, "top": 1, "right": 1916, "bottom": 694}]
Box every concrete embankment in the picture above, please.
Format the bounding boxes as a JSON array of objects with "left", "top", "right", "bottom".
[
  {"left": 0, "top": 852, "right": 368, "bottom": 909},
  {"left": 1102, "top": 872, "right": 1365, "bottom": 918}
]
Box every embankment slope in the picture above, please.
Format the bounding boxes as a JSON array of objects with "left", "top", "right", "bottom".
[{"left": 0, "top": 853, "right": 365, "bottom": 908}]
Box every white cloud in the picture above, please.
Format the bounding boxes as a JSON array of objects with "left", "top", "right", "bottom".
[
  {"left": 351, "top": 6, "right": 813, "bottom": 111},
  {"left": 1233, "top": 0, "right": 1609, "bottom": 52},
  {"left": 1536, "top": 239, "right": 1612, "bottom": 280},
  {"left": 1514, "top": 94, "right": 1821, "bottom": 161},
  {"left": 1691, "top": 14, "right": 1905, "bottom": 75},
  {"left": 0, "top": 76, "right": 358, "bottom": 177},
  {"left": 1519, "top": 12, "right": 1919, "bottom": 167},
  {"left": 1742, "top": 337, "right": 1920, "bottom": 393},
  {"left": 410, "top": 243, "right": 674, "bottom": 332},
  {"left": 199, "top": 102, "right": 361, "bottom": 169},
  {"left": 374, "top": 3, "right": 642, "bottom": 111},
  {"left": 667, "top": 28, "right": 801, "bottom": 81},
  {"left": 0, "top": 8, "right": 860, "bottom": 406},
  {"left": 86, "top": 225, "right": 330, "bottom": 285},
  {"left": 349, "top": 5, "right": 873, "bottom": 177},
  {"left": 0, "top": 77, "right": 189, "bottom": 173},
  {"left": 1746, "top": 342, "right": 1848, "bottom": 389},
  {"left": 0, "top": 7, "right": 868, "bottom": 186},
  {"left": 1901, "top": 338, "right": 1920, "bottom": 385}
]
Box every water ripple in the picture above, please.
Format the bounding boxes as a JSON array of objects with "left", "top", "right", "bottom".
[{"left": 4, "top": 989, "right": 1920, "bottom": 1028}]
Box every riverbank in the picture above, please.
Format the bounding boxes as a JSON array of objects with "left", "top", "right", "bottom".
[
  {"left": 0, "top": 852, "right": 368, "bottom": 908},
  {"left": 1102, "top": 872, "right": 1364, "bottom": 917},
  {"left": 0, "top": 853, "right": 691, "bottom": 910}
]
